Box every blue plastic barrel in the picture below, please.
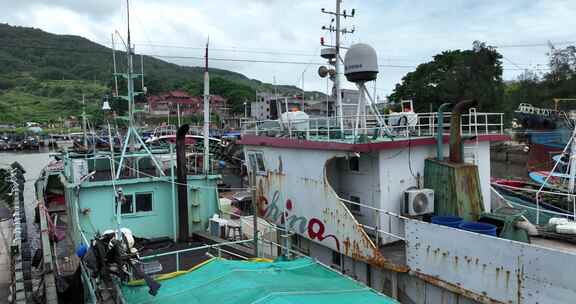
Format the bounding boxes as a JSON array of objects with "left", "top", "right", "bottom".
[
  {"left": 459, "top": 222, "right": 497, "bottom": 236},
  {"left": 431, "top": 215, "right": 463, "bottom": 228}
]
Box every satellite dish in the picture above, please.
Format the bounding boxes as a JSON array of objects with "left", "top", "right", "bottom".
[
  {"left": 321, "top": 47, "right": 337, "bottom": 60},
  {"left": 344, "top": 43, "right": 379, "bottom": 83},
  {"left": 318, "top": 66, "right": 329, "bottom": 78}
]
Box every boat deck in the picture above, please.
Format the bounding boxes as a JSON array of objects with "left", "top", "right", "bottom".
[
  {"left": 532, "top": 235, "right": 576, "bottom": 254},
  {"left": 138, "top": 233, "right": 257, "bottom": 276}
]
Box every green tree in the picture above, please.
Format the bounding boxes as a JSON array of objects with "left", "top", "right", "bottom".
[{"left": 390, "top": 41, "right": 504, "bottom": 112}]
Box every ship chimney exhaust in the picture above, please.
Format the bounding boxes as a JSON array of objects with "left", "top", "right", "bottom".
[
  {"left": 449, "top": 100, "right": 477, "bottom": 163},
  {"left": 176, "top": 124, "right": 190, "bottom": 242}
]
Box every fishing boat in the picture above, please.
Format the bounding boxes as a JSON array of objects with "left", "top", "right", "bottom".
[
  {"left": 236, "top": 5, "right": 576, "bottom": 301},
  {"left": 514, "top": 102, "right": 575, "bottom": 171},
  {"left": 25, "top": 2, "right": 403, "bottom": 303}
]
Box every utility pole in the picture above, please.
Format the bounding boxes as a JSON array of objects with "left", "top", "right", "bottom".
[{"left": 321, "top": 0, "right": 355, "bottom": 135}]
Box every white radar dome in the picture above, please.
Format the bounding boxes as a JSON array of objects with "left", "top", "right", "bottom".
[{"left": 344, "top": 43, "right": 379, "bottom": 82}]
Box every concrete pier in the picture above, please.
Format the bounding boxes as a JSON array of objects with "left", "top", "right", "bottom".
[{"left": 0, "top": 217, "right": 13, "bottom": 302}]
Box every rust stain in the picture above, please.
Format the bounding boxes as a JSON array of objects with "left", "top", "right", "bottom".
[
  {"left": 453, "top": 256, "right": 459, "bottom": 270},
  {"left": 343, "top": 237, "right": 351, "bottom": 256},
  {"left": 516, "top": 256, "right": 524, "bottom": 304},
  {"left": 365, "top": 248, "right": 410, "bottom": 273},
  {"left": 412, "top": 271, "right": 505, "bottom": 304}
]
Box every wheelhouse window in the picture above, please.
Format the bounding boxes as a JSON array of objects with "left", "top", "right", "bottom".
[
  {"left": 135, "top": 193, "right": 153, "bottom": 212},
  {"left": 248, "top": 152, "right": 266, "bottom": 173},
  {"left": 120, "top": 192, "right": 153, "bottom": 215}
]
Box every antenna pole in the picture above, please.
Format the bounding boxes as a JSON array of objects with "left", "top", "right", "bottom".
[
  {"left": 203, "top": 39, "right": 210, "bottom": 174},
  {"left": 321, "top": 0, "right": 355, "bottom": 135},
  {"left": 335, "top": 0, "right": 344, "bottom": 135}
]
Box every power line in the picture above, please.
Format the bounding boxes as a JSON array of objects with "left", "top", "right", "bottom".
[
  {"left": 0, "top": 43, "right": 552, "bottom": 71},
  {"left": 495, "top": 40, "right": 576, "bottom": 48}
]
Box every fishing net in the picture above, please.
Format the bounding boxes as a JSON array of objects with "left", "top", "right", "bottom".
[{"left": 121, "top": 257, "right": 398, "bottom": 304}]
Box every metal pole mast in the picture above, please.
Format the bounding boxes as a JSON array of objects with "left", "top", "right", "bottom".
[
  {"left": 321, "top": 1, "right": 354, "bottom": 134},
  {"left": 251, "top": 161, "right": 258, "bottom": 257},
  {"left": 82, "top": 94, "right": 87, "bottom": 147},
  {"left": 111, "top": 34, "right": 119, "bottom": 97},
  {"left": 115, "top": 0, "right": 165, "bottom": 178},
  {"left": 335, "top": 0, "right": 344, "bottom": 134},
  {"left": 203, "top": 40, "right": 210, "bottom": 174},
  {"left": 568, "top": 127, "right": 576, "bottom": 193}
]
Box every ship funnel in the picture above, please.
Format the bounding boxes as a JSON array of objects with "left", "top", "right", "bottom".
[
  {"left": 176, "top": 124, "right": 190, "bottom": 242},
  {"left": 449, "top": 100, "right": 477, "bottom": 163}
]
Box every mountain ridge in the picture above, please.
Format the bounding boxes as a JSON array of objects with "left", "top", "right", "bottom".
[{"left": 0, "top": 23, "right": 323, "bottom": 123}]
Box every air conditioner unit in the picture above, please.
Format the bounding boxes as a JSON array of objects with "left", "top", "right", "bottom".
[{"left": 403, "top": 188, "right": 434, "bottom": 216}]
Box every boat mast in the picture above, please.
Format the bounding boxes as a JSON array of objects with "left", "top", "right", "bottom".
[
  {"left": 569, "top": 127, "right": 576, "bottom": 193},
  {"left": 82, "top": 94, "right": 87, "bottom": 148},
  {"left": 203, "top": 39, "right": 210, "bottom": 174},
  {"left": 335, "top": 0, "right": 343, "bottom": 134},
  {"left": 115, "top": 0, "right": 165, "bottom": 178},
  {"left": 321, "top": 0, "right": 355, "bottom": 134},
  {"left": 111, "top": 34, "right": 119, "bottom": 97}
]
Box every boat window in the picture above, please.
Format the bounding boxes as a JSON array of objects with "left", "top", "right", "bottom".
[
  {"left": 135, "top": 193, "right": 153, "bottom": 212},
  {"left": 121, "top": 195, "right": 133, "bottom": 214},
  {"left": 349, "top": 156, "right": 360, "bottom": 171},
  {"left": 248, "top": 152, "right": 266, "bottom": 173}
]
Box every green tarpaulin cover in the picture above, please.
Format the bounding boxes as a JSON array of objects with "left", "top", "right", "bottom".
[{"left": 122, "top": 257, "right": 398, "bottom": 304}]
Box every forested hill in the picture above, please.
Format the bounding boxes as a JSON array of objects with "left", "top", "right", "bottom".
[{"left": 0, "top": 24, "right": 316, "bottom": 123}]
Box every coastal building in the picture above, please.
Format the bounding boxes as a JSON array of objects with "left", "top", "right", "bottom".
[{"left": 147, "top": 90, "right": 229, "bottom": 119}]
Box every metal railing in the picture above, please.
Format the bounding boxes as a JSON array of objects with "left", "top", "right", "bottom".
[
  {"left": 141, "top": 239, "right": 254, "bottom": 272},
  {"left": 336, "top": 196, "right": 408, "bottom": 247},
  {"left": 491, "top": 185, "right": 576, "bottom": 223},
  {"left": 241, "top": 110, "right": 504, "bottom": 142}
]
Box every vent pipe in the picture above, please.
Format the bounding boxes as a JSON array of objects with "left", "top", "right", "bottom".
[
  {"left": 176, "top": 124, "right": 190, "bottom": 242},
  {"left": 449, "top": 100, "right": 477, "bottom": 163},
  {"left": 436, "top": 103, "right": 453, "bottom": 160}
]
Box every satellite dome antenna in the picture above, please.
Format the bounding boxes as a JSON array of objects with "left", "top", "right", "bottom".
[{"left": 344, "top": 43, "right": 391, "bottom": 137}]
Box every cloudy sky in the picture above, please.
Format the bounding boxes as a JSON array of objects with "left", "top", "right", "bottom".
[{"left": 2, "top": 0, "right": 576, "bottom": 99}]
